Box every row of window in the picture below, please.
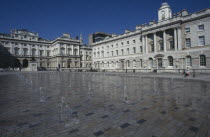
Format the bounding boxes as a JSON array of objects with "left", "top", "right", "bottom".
[
  {"left": 12, "top": 48, "right": 79, "bottom": 56},
  {"left": 93, "top": 46, "right": 143, "bottom": 58},
  {"left": 185, "top": 36, "right": 205, "bottom": 47},
  {"left": 185, "top": 24, "right": 205, "bottom": 33},
  {"left": 95, "top": 55, "right": 207, "bottom": 68},
  {"left": 94, "top": 39, "right": 137, "bottom": 51}
]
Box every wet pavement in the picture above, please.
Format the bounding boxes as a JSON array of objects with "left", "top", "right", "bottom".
[{"left": 0, "top": 72, "right": 210, "bottom": 137}]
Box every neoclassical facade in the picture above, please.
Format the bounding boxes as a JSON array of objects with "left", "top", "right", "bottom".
[
  {"left": 92, "top": 2, "right": 210, "bottom": 72},
  {"left": 0, "top": 29, "right": 92, "bottom": 69}
]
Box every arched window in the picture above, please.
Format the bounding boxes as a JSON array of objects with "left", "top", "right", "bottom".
[
  {"left": 127, "top": 60, "right": 130, "bottom": 68},
  {"left": 149, "top": 58, "right": 153, "bottom": 68},
  {"left": 23, "top": 59, "right": 28, "bottom": 68},
  {"left": 140, "top": 59, "right": 143, "bottom": 68},
  {"left": 133, "top": 60, "right": 136, "bottom": 68},
  {"left": 168, "top": 56, "right": 173, "bottom": 66},
  {"left": 161, "top": 10, "right": 165, "bottom": 20},
  {"left": 200, "top": 55, "right": 206, "bottom": 66},
  {"left": 186, "top": 56, "right": 192, "bottom": 66}
]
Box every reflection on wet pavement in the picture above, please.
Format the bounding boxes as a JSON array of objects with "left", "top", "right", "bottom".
[{"left": 0, "top": 72, "right": 210, "bottom": 137}]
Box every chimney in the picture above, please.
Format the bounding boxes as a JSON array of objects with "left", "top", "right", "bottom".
[
  {"left": 181, "top": 9, "right": 188, "bottom": 16},
  {"left": 125, "top": 29, "right": 130, "bottom": 33},
  {"left": 149, "top": 20, "right": 156, "bottom": 25},
  {"left": 63, "top": 33, "right": 70, "bottom": 38}
]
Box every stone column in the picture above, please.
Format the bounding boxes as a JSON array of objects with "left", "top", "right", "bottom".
[
  {"left": 163, "top": 30, "right": 167, "bottom": 52},
  {"left": 37, "top": 45, "right": 39, "bottom": 56},
  {"left": 174, "top": 28, "right": 178, "bottom": 51},
  {"left": 20, "top": 43, "right": 23, "bottom": 55},
  {"left": 71, "top": 45, "right": 74, "bottom": 55},
  {"left": 11, "top": 43, "right": 14, "bottom": 55},
  {"left": 142, "top": 36, "right": 145, "bottom": 54},
  {"left": 65, "top": 44, "right": 67, "bottom": 55},
  {"left": 145, "top": 35, "right": 148, "bottom": 54},
  {"left": 44, "top": 45, "right": 46, "bottom": 56},
  {"left": 29, "top": 44, "right": 31, "bottom": 56},
  {"left": 58, "top": 44, "right": 61, "bottom": 55},
  {"left": 77, "top": 46, "right": 80, "bottom": 55},
  {"left": 154, "top": 33, "right": 157, "bottom": 53},
  {"left": 177, "top": 27, "right": 182, "bottom": 50}
]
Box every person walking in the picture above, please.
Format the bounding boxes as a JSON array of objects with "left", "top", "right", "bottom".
[{"left": 184, "top": 67, "right": 190, "bottom": 77}]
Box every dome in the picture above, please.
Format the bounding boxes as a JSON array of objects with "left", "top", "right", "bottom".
[{"left": 160, "top": 2, "right": 170, "bottom": 9}]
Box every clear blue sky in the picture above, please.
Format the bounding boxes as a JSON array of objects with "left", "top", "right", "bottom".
[{"left": 0, "top": 0, "right": 210, "bottom": 44}]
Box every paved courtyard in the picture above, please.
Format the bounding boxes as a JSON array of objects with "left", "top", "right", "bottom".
[{"left": 0, "top": 72, "right": 210, "bottom": 137}]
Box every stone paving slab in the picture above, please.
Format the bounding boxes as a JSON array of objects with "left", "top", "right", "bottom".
[{"left": 0, "top": 72, "right": 210, "bottom": 137}]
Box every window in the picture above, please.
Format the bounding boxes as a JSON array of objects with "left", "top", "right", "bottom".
[
  {"left": 198, "top": 36, "right": 205, "bottom": 46},
  {"left": 161, "top": 10, "right": 165, "bottom": 20},
  {"left": 185, "top": 28, "right": 190, "bottom": 33},
  {"left": 133, "top": 60, "right": 136, "bottom": 68},
  {"left": 200, "top": 55, "right": 206, "bottom": 66},
  {"left": 149, "top": 58, "right": 153, "bottom": 68},
  {"left": 127, "top": 60, "right": 130, "bottom": 67},
  {"left": 107, "top": 52, "right": 109, "bottom": 57},
  {"left": 68, "top": 48, "right": 72, "bottom": 55},
  {"left": 160, "top": 42, "right": 164, "bottom": 51},
  {"left": 23, "top": 48, "right": 28, "bottom": 56},
  {"left": 111, "top": 45, "right": 113, "bottom": 48},
  {"left": 14, "top": 48, "right": 19, "bottom": 55},
  {"left": 121, "top": 42, "right": 124, "bottom": 45},
  {"left": 151, "top": 44, "right": 154, "bottom": 52},
  {"left": 111, "top": 51, "right": 113, "bottom": 56},
  {"left": 61, "top": 48, "right": 65, "bottom": 55},
  {"left": 127, "top": 48, "right": 129, "bottom": 54},
  {"left": 140, "top": 59, "right": 143, "bottom": 67},
  {"left": 121, "top": 49, "right": 124, "bottom": 55},
  {"left": 32, "top": 49, "right": 36, "bottom": 56},
  {"left": 133, "top": 47, "right": 136, "bottom": 53},
  {"left": 198, "top": 24, "right": 204, "bottom": 31},
  {"left": 169, "top": 41, "right": 174, "bottom": 49},
  {"left": 133, "top": 40, "right": 135, "bottom": 43},
  {"left": 168, "top": 56, "right": 173, "bottom": 66},
  {"left": 140, "top": 46, "right": 143, "bottom": 53},
  {"left": 186, "top": 56, "right": 192, "bottom": 66},
  {"left": 186, "top": 38, "right": 191, "bottom": 47},
  {"left": 47, "top": 51, "right": 50, "bottom": 57},
  {"left": 40, "top": 50, "right": 43, "bottom": 56},
  {"left": 116, "top": 50, "right": 118, "bottom": 55},
  {"left": 127, "top": 41, "right": 129, "bottom": 44}
]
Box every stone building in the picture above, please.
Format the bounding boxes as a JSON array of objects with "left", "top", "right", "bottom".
[
  {"left": 0, "top": 29, "right": 90, "bottom": 69},
  {"left": 80, "top": 45, "right": 92, "bottom": 68},
  {"left": 91, "top": 2, "right": 210, "bottom": 72},
  {"left": 89, "top": 32, "right": 113, "bottom": 45}
]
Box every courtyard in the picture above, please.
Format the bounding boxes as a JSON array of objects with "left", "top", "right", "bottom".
[{"left": 0, "top": 72, "right": 210, "bottom": 137}]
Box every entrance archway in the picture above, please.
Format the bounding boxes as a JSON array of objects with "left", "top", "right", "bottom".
[
  {"left": 67, "top": 59, "right": 71, "bottom": 68},
  {"left": 22, "top": 59, "right": 28, "bottom": 68}
]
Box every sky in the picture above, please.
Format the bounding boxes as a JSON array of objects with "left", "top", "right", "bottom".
[{"left": 0, "top": 0, "right": 210, "bottom": 44}]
